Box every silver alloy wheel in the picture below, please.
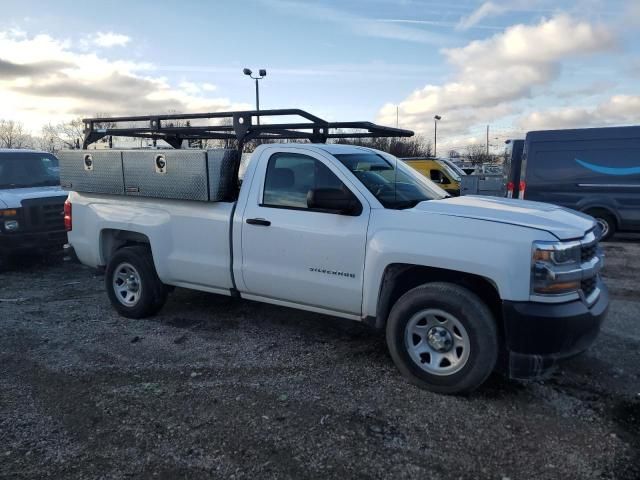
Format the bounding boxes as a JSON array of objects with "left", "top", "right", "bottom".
[
  {"left": 596, "top": 217, "right": 610, "bottom": 238},
  {"left": 112, "top": 262, "right": 142, "bottom": 307},
  {"left": 404, "top": 308, "right": 470, "bottom": 376}
]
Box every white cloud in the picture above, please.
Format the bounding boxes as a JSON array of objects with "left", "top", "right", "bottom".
[
  {"left": 201, "top": 82, "right": 217, "bottom": 91},
  {"left": 0, "top": 30, "right": 250, "bottom": 132},
  {"left": 378, "top": 15, "right": 615, "bottom": 146},
  {"left": 179, "top": 81, "right": 200, "bottom": 94},
  {"left": 518, "top": 95, "right": 640, "bottom": 130},
  {"left": 94, "top": 31, "right": 131, "bottom": 48},
  {"left": 376, "top": 18, "right": 503, "bottom": 31},
  {"left": 457, "top": 2, "right": 506, "bottom": 30},
  {"left": 456, "top": 0, "right": 554, "bottom": 30},
  {"left": 261, "top": 0, "right": 448, "bottom": 45}
]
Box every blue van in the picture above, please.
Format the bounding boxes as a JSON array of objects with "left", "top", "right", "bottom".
[{"left": 512, "top": 126, "right": 640, "bottom": 240}]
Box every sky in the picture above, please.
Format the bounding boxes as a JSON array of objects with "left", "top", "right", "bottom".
[{"left": 0, "top": 0, "right": 639, "bottom": 152}]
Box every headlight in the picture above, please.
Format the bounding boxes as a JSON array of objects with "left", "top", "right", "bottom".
[
  {"left": 531, "top": 241, "right": 581, "bottom": 295},
  {"left": 4, "top": 219, "right": 19, "bottom": 231},
  {"left": 532, "top": 242, "right": 581, "bottom": 265},
  {"left": 1, "top": 209, "right": 20, "bottom": 232}
]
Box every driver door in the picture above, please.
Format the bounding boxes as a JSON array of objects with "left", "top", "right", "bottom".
[{"left": 240, "top": 148, "right": 370, "bottom": 315}]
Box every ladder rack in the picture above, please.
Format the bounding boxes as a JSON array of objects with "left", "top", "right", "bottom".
[{"left": 82, "top": 108, "right": 414, "bottom": 149}]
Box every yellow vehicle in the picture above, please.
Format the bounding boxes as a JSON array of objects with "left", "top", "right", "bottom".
[{"left": 401, "top": 157, "right": 465, "bottom": 196}]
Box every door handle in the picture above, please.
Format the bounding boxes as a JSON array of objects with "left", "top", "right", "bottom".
[{"left": 246, "top": 218, "right": 271, "bottom": 226}]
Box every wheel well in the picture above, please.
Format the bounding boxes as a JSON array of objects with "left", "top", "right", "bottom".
[
  {"left": 374, "top": 264, "right": 503, "bottom": 331},
  {"left": 582, "top": 207, "right": 618, "bottom": 226},
  {"left": 100, "top": 229, "right": 151, "bottom": 265}
]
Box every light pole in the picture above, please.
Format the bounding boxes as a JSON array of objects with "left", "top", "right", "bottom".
[
  {"left": 243, "top": 68, "right": 267, "bottom": 125},
  {"left": 434, "top": 115, "right": 442, "bottom": 156}
]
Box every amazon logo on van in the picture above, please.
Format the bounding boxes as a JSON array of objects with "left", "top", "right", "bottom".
[{"left": 575, "top": 158, "right": 640, "bottom": 176}]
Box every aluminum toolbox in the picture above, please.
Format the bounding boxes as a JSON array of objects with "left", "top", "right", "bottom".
[
  {"left": 122, "top": 150, "right": 209, "bottom": 201},
  {"left": 59, "top": 150, "right": 124, "bottom": 195},
  {"left": 207, "top": 149, "right": 239, "bottom": 202}
]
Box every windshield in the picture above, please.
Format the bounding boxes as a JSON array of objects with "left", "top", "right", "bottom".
[
  {"left": 438, "top": 158, "right": 466, "bottom": 180},
  {"left": 0, "top": 152, "right": 60, "bottom": 189},
  {"left": 334, "top": 152, "right": 448, "bottom": 209}
]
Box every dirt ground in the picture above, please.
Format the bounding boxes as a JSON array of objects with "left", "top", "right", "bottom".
[{"left": 1, "top": 237, "right": 639, "bottom": 480}]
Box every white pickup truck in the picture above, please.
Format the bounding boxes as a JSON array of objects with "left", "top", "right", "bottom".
[
  {"left": 0, "top": 149, "right": 68, "bottom": 267},
  {"left": 63, "top": 111, "right": 608, "bottom": 394}
]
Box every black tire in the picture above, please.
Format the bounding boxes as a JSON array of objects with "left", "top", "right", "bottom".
[
  {"left": 585, "top": 209, "right": 616, "bottom": 241},
  {"left": 386, "top": 282, "right": 498, "bottom": 395},
  {"left": 105, "top": 245, "right": 167, "bottom": 318}
]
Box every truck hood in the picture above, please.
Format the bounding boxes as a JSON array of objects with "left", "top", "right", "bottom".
[
  {"left": 414, "top": 195, "right": 595, "bottom": 240},
  {"left": 0, "top": 186, "right": 68, "bottom": 209}
]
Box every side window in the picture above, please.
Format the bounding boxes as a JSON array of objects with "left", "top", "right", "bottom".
[
  {"left": 263, "top": 153, "right": 346, "bottom": 209},
  {"left": 430, "top": 169, "right": 450, "bottom": 184}
]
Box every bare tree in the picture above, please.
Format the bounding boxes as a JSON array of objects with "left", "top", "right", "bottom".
[
  {"left": 463, "top": 144, "right": 496, "bottom": 165},
  {"left": 39, "top": 116, "right": 119, "bottom": 151},
  {"left": 38, "top": 118, "right": 85, "bottom": 151},
  {"left": 38, "top": 123, "right": 61, "bottom": 153},
  {"left": 333, "top": 135, "right": 433, "bottom": 157},
  {"left": 0, "top": 120, "right": 34, "bottom": 149}
]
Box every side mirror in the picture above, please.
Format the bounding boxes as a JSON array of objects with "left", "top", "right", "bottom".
[{"left": 307, "top": 188, "right": 362, "bottom": 216}]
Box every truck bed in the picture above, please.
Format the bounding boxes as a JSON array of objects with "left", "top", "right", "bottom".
[{"left": 68, "top": 192, "right": 235, "bottom": 294}]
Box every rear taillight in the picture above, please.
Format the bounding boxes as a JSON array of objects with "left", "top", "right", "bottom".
[
  {"left": 518, "top": 181, "right": 526, "bottom": 199},
  {"left": 64, "top": 200, "right": 72, "bottom": 231},
  {"left": 506, "top": 181, "right": 514, "bottom": 198}
]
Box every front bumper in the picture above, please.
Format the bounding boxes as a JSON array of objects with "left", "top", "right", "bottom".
[
  {"left": 0, "top": 230, "right": 68, "bottom": 257},
  {"left": 502, "top": 280, "right": 609, "bottom": 379}
]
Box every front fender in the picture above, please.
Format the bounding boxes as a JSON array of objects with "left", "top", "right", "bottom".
[{"left": 361, "top": 210, "right": 556, "bottom": 318}]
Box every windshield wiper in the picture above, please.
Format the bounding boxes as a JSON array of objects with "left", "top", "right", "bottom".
[{"left": 393, "top": 199, "right": 424, "bottom": 210}]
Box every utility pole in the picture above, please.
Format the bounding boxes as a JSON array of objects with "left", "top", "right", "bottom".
[
  {"left": 486, "top": 124, "right": 489, "bottom": 155},
  {"left": 434, "top": 115, "right": 442, "bottom": 156},
  {"left": 396, "top": 105, "right": 399, "bottom": 128}
]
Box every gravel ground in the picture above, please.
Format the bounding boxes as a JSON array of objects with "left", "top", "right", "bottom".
[{"left": 1, "top": 237, "right": 639, "bottom": 479}]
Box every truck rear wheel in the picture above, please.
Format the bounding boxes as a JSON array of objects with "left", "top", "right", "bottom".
[
  {"left": 105, "top": 245, "right": 168, "bottom": 318},
  {"left": 386, "top": 282, "right": 498, "bottom": 394}
]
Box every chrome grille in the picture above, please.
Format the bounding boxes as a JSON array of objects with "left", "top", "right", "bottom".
[{"left": 579, "top": 230, "right": 601, "bottom": 303}]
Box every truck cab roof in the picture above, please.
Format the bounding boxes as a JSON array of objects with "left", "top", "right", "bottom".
[{"left": 253, "top": 143, "right": 375, "bottom": 156}]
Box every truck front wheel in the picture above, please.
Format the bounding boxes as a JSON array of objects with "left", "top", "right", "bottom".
[
  {"left": 386, "top": 282, "right": 498, "bottom": 394},
  {"left": 105, "top": 245, "right": 168, "bottom": 319}
]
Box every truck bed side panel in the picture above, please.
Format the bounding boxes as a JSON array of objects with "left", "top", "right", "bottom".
[{"left": 68, "top": 192, "right": 234, "bottom": 291}]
